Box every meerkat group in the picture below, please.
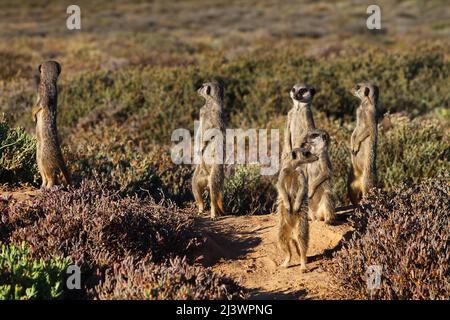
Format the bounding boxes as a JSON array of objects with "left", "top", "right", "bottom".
[
  {"left": 27, "top": 61, "right": 378, "bottom": 272},
  {"left": 275, "top": 82, "right": 379, "bottom": 269},
  {"left": 191, "top": 80, "right": 379, "bottom": 270}
]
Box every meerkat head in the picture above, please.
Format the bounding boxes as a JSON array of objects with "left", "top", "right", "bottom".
[
  {"left": 290, "top": 83, "right": 316, "bottom": 104},
  {"left": 197, "top": 81, "right": 224, "bottom": 104},
  {"left": 302, "top": 129, "right": 330, "bottom": 155},
  {"left": 38, "top": 61, "right": 61, "bottom": 84},
  {"left": 350, "top": 82, "right": 379, "bottom": 106},
  {"left": 290, "top": 147, "right": 319, "bottom": 167}
]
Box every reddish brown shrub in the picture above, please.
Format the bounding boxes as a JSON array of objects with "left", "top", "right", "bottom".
[
  {"left": 330, "top": 179, "right": 450, "bottom": 300},
  {"left": 0, "top": 181, "right": 199, "bottom": 293},
  {"left": 95, "top": 256, "right": 246, "bottom": 300},
  {"left": 0, "top": 180, "right": 245, "bottom": 299}
]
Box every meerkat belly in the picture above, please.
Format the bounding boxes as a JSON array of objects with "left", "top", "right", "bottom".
[
  {"left": 309, "top": 189, "right": 323, "bottom": 212},
  {"left": 290, "top": 112, "right": 309, "bottom": 147},
  {"left": 286, "top": 174, "right": 301, "bottom": 199},
  {"left": 356, "top": 139, "right": 371, "bottom": 172},
  {"left": 307, "top": 163, "right": 320, "bottom": 189}
]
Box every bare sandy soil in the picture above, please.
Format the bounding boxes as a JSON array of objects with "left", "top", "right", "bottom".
[{"left": 194, "top": 214, "right": 353, "bottom": 300}]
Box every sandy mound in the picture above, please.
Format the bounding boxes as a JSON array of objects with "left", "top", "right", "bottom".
[{"left": 194, "top": 214, "right": 352, "bottom": 299}]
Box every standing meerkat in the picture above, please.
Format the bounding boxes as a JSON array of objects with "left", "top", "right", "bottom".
[
  {"left": 277, "top": 147, "right": 319, "bottom": 271},
  {"left": 192, "top": 81, "right": 225, "bottom": 220},
  {"left": 348, "top": 83, "right": 379, "bottom": 205},
  {"left": 303, "top": 129, "right": 336, "bottom": 224},
  {"left": 283, "top": 84, "right": 316, "bottom": 162},
  {"left": 32, "top": 61, "right": 71, "bottom": 189}
]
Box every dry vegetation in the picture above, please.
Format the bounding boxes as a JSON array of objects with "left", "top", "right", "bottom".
[{"left": 0, "top": 0, "right": 449, "bottom": 299}]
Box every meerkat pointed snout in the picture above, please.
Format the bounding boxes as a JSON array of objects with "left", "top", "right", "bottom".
[
  {"left": 33, "top": 60, "right": 71, "bottom": 190},
  {"left": 290, "top": 84, "right": 316, "bottom": 104}
]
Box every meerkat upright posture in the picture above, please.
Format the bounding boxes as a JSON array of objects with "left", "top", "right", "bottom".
[
  {"left": 277, "top": 147, "right": 319, "bottom": 270},
  {"left": 303, "top": 129, "right": 336, "bottom": 224},
  {"left": 33, "top": 61, "right": 71, "bottom": 189},
  {"left": 348, "top": 83, "right": 379, "bottom": 205},
  {"left": 192, "top": 81, "right": 225, "bottom": 220},
  {"left": 283, "top": 84, "right": 316, "bottom": 162}
]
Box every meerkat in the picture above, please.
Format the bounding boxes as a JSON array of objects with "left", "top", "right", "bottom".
[
  {"left": 348, "top": 83, "right": 379, "bottom": 205},
  {"left": 32, "top": 61, "right": 71, "bottom": 189},
  {"left": 302, "top": 129, "right": 336, "bottom": 224},
  {"left": 282, "top": 84, "right": 316, "bottom": 163},
  {"left": 277, "top": 147, "right": 319, "bottom": 271},
  {"left": 192, "top": 81, "right": 225, "bottom": 220}
]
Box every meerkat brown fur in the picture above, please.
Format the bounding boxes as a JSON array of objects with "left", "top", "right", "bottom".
[
  {"left": 348, "top": 83, "right": 379, "bottom": 205},
  {"left": 283, "top": 84, "right": 316, "bottom": 163},
  {"left": 277, "top": 147, "right": 319, "bottom": 270},
  {"left": 33, "top": 61, "right": 71, "bottom": 189},
  {"left": 192, "top": 81, "right": 225, "bottom": 220},
  {"left": 303, "top": 129, "right": 336, "bottom": 224}
]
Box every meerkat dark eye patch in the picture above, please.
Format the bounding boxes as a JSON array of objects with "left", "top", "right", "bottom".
[
  {"left": 309, "top": 133, "right": 320, "bottom": 140},
  {"left": 364, "top": 87, "right": 370, "bottom": 96},
  {"left": 206, "top": 85, "right": 211, "bottom": 95},
  {"left": 291, "top": 150, "right": 298, "bottom": 160},
  {"left": 298, "top": 88, "right": 308, "bottom": 96},
  {"left": 302, "top": 150, "right": 311, "bottom": 157}
]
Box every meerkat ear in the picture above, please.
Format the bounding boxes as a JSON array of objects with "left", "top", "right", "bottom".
[
  {"left": 38, "top": 64, "right": 42, "bottom": 74},
  {"left": 364, "top": 87, "right": 370, "bottom": 97},
  {"left": 56, "top": 62, "right": 61, "bottom": 75},
  {"left": 323, "top": 132, "right": 330, "bottom": 145},
  {"left": 372, "top": 85, "right": 379, "bottom": 97},
  {"left": 291, "top": 150, "right": 297, "bottom": 160},
  {"left": 310, "top": 88, "right": 316, "bottom": 96}
]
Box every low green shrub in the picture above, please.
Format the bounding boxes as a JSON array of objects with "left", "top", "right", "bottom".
[
  {"left": 0, "top": 242, "right": 71, "bottom": 300},
  {"left": 224, "top": 165, "right": 277, "bottom": 215},
  {"left": 378, "top": 115, "right": 449, "bottom": 190},
  {"left": 0, "top": 120, "right": 38, "bottom": 185}
]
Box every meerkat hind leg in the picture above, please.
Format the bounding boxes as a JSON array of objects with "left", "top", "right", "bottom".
[
  {"left": 217, "top": 191, "right": 225, "bottom": 216},
  {"left": 278, "top": 224, "right": 292, "bottom": 268},
  {"left": 294, "top": 218, "right": 309, "bottom": 272},
  {"left": 209, "top": 185, "right": 219, "bottom": 220},
  {"left": 192, "top": 167, "right": 208, "bottom": 214},
  {"left": 208, "top": 167, "right": 223, "bottom": 220},
  {"left": 40, "top": 175, "right": 47, "bottom": 190}
]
